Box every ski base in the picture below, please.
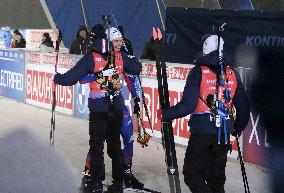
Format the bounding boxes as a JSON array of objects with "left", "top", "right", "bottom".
[
  {"left": 78, "top": 187, "right": 108, "bottom": 193},
  {"left": 79, "top": 187, "right": 160, "bottom": 193},
  {"left": 124, "top": 187, "right": 161, "bottom": 193}
]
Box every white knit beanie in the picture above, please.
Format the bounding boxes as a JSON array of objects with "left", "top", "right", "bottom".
[
  {"left": 203, "top": 35, "right": 224, "bottom": 55},
  {"left": 105, "top": 27, "right": 122, "bottom": 41}
]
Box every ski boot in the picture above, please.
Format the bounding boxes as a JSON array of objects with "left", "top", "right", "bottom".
[
  {"left": 91, "top": 180, "right": 103, "bottom": 193},
  {"left": 80, "top": 170, "right": 93, "bottom": 193},
  {"left": 123, "top": 165, "right": 144, "bottom": 189},
  {"left": 106, "top": 180, "right": 123, "bottom": 193}
]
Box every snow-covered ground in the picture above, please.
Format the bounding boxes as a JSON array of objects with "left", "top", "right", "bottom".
[{"left": 0, "top": 97, "right": 272, "bottom": 193}]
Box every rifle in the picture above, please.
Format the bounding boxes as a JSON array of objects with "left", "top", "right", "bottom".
[
  {"left": 214, "top": 23, "right": 250, "bottom": 193},
  {"left": 94, "top": 15, "right": 121, "bottom": 101}
]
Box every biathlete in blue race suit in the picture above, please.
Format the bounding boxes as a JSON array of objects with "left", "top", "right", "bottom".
[{"left": 53, "top": 26, "right": 142, "bottom": 193}]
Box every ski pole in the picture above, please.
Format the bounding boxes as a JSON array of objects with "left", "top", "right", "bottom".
[
  {"left": 50, "top": 29, "right": 60, "bottom": 147},
  {"left": 236, "top": 135, "right": 250, "bottom": 193}
]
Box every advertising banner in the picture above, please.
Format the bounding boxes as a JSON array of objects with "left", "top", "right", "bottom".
[
  {"left": 0, "top": 49, "right": 25, "bottom": 102},
  {"left": 74, "top": 82, "right": 90, "bottom": 119},
  {"left": 73, "top": 55, "right": 89, "bottom": 119},
  {"left": 25, "top": 51, "right": 75, "bottom": 115},
  {"left": 243, "top": 111, "right": 270, "bottom": 167},
  {"left": 165, "top": 8, "right": 284, "bottom": 66}
]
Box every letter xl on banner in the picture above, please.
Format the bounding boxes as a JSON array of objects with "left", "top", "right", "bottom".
[
  {"left": 243, "top": 111, "right": 270, "bottom": 167},
  {"left": 25, "top": 51, "right": 75, "bottom": 115},
  {"left": 0, "top": 49, "right": 25, "bottom": 102}
]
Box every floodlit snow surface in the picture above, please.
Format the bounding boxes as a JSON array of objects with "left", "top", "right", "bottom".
[{"left": 0, "top": 97, "right": 272, "bottom": 193}]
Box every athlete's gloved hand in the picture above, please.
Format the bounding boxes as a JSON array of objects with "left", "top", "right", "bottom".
[
  {"left": 231, "top": 129, "right": 242, "bottom": 137},
  {"left": 157, "top": 108, "right": 163, "bottom": 120},
  {"left": 102, "top": 68, "right": 117, "bottom": 77},
  {"left": 133, "top": 97, "right": 140, "bottom": 115},
  {"left": 51, "top": 72, "right": 58, "bottom": 81}
]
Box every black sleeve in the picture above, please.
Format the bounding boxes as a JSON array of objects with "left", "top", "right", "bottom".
[
  {"left": 140, "top": 43, "right": 150, "bottom": 59},
  {"left": 232, "top": 70, "right": 250, "bottom": 131},
  {"left": 162, "top": 66, "right": 201, "bottom": 122},
  {"left": 122, "top": 54, "right": 142, "bottom": 75},
  {"left": 69, "top": 40, "right": 77, "bottom": 54},
  {"left": 53, "top": 52, "right": 94, "bottom": 86},
  {"left": 48, "top": 40, "right": 54, "bottom": 48},
  {"left": 17, "top": 39, "right": 26, "bottom": 48},
  {"left": 23, "top": 39, "right": 26, "bottom": 48},
  {"left": 125, "top": 39, "right": 134, "bottom": 55}
]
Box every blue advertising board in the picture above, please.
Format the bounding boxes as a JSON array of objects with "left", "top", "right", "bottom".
[
  {"left": 73, "top": 55, "right": 89, "bottom": 119},
  {"left": 74, "top": 82, "right": 90, "bottom": 119},
  {"left": 0, "top": 49, "right": 25, "bottom": 102}
]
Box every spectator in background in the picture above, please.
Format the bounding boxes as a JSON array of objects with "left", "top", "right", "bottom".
[
  {"left": 69, "top": 25, "right": 90, "bottom": 55},
  {"left": 140, "top": 37, "right": 156, "bottom": 61},
  {"left": 41, "top": 33, "right": 54, "bottom": 48},
  {"left": 3, "top": 27, "right": 12, "bottom": 48},
  {"left": 89, "top": 24, "right": 106, "bottom": 43},
  {"left": 11, "top": 29, "right": 26, "bottom": 48},
  {"left": 118, "top": 25, "right": 133, "bottom": 55},
  {"left": 40, "top": 32, "right": 54, "bottom": 52}
]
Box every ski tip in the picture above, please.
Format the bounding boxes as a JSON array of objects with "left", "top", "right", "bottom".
[
  {"left": 152, "top": 27, "right": 163, "bottom": 41},
  {"left": 124, "top": 187, "right": 161, "bottom": 193}
]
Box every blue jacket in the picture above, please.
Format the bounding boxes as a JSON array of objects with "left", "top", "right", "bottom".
[
  {"left": 162, "top": 51, "right": 250, "bottom": 135},
  {"left": 3, "top": 31, "right": 12, "bottom": 48},
  {"left": 53, "top": 38, "right": 142, "bottom": 112}
]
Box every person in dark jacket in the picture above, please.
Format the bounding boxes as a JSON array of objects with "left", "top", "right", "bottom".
[
  {"left": 140, "top": 37, "right": 156, "bottom": 61},
  {"left": 12, "top": 29, "right": 26, "bottom": 48},
  {"left": 53, "top": 28, "right": 142, "bottom": 193},
  {"left": 118, "top": 25, "right": 133, "bottom": 56},
  {"left": 39, "top": 32, "right": 54, "bottom": 52},
  {"left": 40, "top": 32, "right": 54, "bottom": 48},
  {"left": 69, "top": 25, "right": 91, "bottom": 55},
  {"left": 90, "top": 24, "right": 106, "bottom": 43},
  {"left": 158, "top": 34, "right": 250, "bottom": 193}
]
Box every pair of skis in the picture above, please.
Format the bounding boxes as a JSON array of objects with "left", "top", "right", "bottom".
[
  {"left": 124, "top": 187, "right": 161, "bottom": 193},
  {"left": 152, "top": 28, "right": 181, "bottom": 193},
  {"left": 79, "top": 185, "right": 161, "bottom": 193}
]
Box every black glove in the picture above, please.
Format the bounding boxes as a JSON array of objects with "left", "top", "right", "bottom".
[
  {"left": 52, "top": 72, "right": 59, "bottom": 82},
  {"left": 133, "top": 97, "right": 140, "bottom": 115}
]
